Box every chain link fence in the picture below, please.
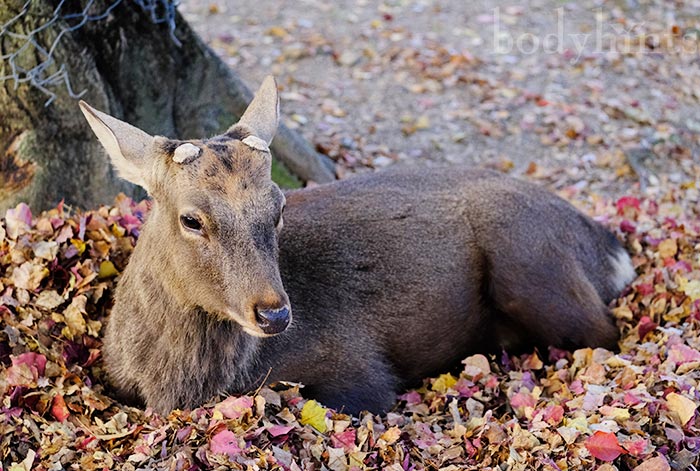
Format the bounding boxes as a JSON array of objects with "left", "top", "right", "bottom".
[{"left": 0, "top": 0, "right": 180, "bottom": 106}]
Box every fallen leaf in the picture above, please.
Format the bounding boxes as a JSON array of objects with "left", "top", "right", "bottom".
[
  {"left": 616, "top": 196, "right": 640, "bottom": 217},
  {"left": 215, "top": 395, "right": 253, "bottom": 420},
  {"left": 331, "top": 429, "right": 357, "bottom": 452},
  {"left": 632, "top": 455, "right": 671, "bottom": 471},
  {"left": 585, "top": 431, "right": 626, "bottom": 461},
  {"left": 98, "top": 260, "right": 118, "bottom": 279},
  {"left": 210, "top": 430, "right": 241, "bottom": 458},
  {"left": 679, "top": 278, "right": 700, "bottom": 301},
  {"left": 11, "top": 261, "right": 48, "bottom": 290},
  {"left": 432, "top": 373, "right": 458, "bottom": 393},
  {"left": 657, "top": 239, "right": 677, "bottom": 259},
  {"left": 267, "top": 424, "right": 294, "bottom": 437},
  {"left": 379, "top": 426, "right": 401, "bottom": 445},
  {"left": 51, "top": 394, "right": 70, "bottom": 422},
  {"left": 63, "top": 295, "right": 88, "bottom": 338},
  {"left": 666, "top": 392, "right": 697, "bottom": 426},
  {"left": 33, "top": 241, "right": 58, "bottom": 260},
  {"left": 300, "top": 400, "right": 328, "bottom": 433},
  {"left": 5, "top": 202, "right": 32, "bottom": 239},
  {"left": 12, "top": 352, "right": 46, "bottom": 377},
  {"left": 34, "top": 290, "right": 64, "bottom": 310}
]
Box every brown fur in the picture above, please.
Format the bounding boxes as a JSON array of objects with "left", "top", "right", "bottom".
[{"left": 80, "top": 77, "right": 635, "bottom": 415}]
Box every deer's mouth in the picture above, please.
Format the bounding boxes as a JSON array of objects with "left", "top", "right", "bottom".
[{"left": 225, "top": 305, "right": 292, "bottom": 337}]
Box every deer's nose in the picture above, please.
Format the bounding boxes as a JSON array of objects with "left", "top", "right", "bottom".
[{"left": 254, "top": 305, "right": 291, "bottom": 335}]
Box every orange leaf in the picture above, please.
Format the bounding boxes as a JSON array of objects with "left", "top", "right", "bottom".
[
  {"left": 51, "top": 394, "right": 70, "bottom": 422},
  {"left": 585, "top": 431, "right": 626, "bottom": 461}
]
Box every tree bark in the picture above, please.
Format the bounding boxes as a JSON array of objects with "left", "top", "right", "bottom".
[{"left": 0, "top": 0, "right": 335, "bottom": 213}]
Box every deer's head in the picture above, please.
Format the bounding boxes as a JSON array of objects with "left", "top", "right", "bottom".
[{"left": 80, "top": 77, "right": 291, "bottom": 337}]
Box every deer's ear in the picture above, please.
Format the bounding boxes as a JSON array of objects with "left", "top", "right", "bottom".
[
  {"left": 235, "top": 75, "right": 279, "bottom": 145},
  {"left": 79, "top": 101, "right": 155, "bottom": 191}
]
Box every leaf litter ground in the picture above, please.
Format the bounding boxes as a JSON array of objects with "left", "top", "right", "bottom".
[
  {"left": 1, "top": 181, "right": 699, "bottom": 470},
  {"left": 3, "top": 0, "right": 700, "bottom": 469}
]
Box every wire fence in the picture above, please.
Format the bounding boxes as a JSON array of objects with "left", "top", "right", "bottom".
[{"left": 0, "top": 0, "right": 181, "bottom": 106}]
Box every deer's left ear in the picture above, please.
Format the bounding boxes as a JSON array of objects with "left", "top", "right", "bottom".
[{"left": 234, "top": 75, "right": 279, "bottom": 146}]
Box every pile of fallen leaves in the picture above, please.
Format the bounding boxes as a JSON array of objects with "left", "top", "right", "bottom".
[{"left": 1, "top": 184, "right": 699, "bottom": 471}]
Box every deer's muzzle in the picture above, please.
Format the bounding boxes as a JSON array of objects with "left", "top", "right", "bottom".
[{"left": 254, "top": 305, "right": 291, "bottom": 335}]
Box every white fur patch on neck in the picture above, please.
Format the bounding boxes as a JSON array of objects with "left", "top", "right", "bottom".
[
  {"left": 242, "top": 135, "right": 270, "bottom": 153},
  {"left": 173, "top": 143, "right": 201, "bottom": 164}
]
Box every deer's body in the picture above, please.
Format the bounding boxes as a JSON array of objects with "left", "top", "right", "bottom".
[
  {"left": 81, "top": 77, "right": 635, "bottom": 415},
  {"left": 105, "top": 166, "right": 633, "bottom": 413}
]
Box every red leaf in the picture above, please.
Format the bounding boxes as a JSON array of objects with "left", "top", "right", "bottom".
[
  {"left": 620, "top": 220, "right": 636, "bottom": 233},
  {"left": 51, "top": 394, "right": 70, "bottom": 422},
  {"left": 585, "top": 431, "right": 626, "bottom": 461},
  {"left": 331, "top": 429, "right": 357, "bottom": 452},
  {"left": 636, "top": 283, "right": 655, "bottom": 296},
  {"left": 542, "top": 404, "right": 564, "bottom": 425},
  {"left": 616, "top": 196, "right": 640, "bottom": 216},
  {"left": 637, "top": 316, "right": 658, "bottom": 340},
  {"left": 622, "top": 437, "right": 649, "bottom": 457}
]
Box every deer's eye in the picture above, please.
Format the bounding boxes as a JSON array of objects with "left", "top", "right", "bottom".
[
  {"left": 180, "top": 215, "right": 203, "bottom": 232},
  {"left": 275, "top": 205, "right": 285, "bottom": 229}
]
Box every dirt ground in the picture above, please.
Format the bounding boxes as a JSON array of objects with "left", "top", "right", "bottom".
[{"left": 181, "top": 0, "right": 700, "bottom": 196}]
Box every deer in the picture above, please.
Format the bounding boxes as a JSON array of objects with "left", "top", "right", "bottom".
[{"left": 79, "top": 76, "right": 636, "bottom": 415}]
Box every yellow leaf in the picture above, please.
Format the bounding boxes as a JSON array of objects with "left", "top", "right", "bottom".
[
  {"left": 266, "top": 26, "right": 288, "bottom": 38},
  {"left": 658, "top": 239, "right": 677, "bottom": 258},
  {"left": 98, "top": 260, "right": 118, "bottom": 279},
  {"left": 432, "top": 373, "right": 457, "bottom": 393},
  {"left": 348, "top": 451, "right": 367, "bottom": 468},
  {"left": 415, "top": 115, "right": 430, "bottom": 130},
  {"left": 612, "top": 305, "right": 634, "bottom": 320},
  {"left": 70, "top": 238, "right": 86, "bottom": 255},
  {"left": 564, "top": 416, "right": 589, "bottom": 433},
  {"left": 600, "top": 405, "right": 630, "bottom": 422},
  {"left": 300, "top": 400, "right": 328, "bottom": 433},
  {"left": 111, "top": 223, "right": 126, "bottom": 237},
  {"left": 678, "top": 278, "right": 700, "bottom": 302},
  {"left": 666, "top": 392, "right": 697, "bottom": 426}
]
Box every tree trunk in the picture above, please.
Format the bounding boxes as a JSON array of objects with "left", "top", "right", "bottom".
[{"left": 0, "top": 0, "right": 335, "bottom": 213}]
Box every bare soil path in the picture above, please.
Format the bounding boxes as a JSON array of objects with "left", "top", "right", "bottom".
[{"left": 181, "top": 0, "right": 700, "bottom": 197}]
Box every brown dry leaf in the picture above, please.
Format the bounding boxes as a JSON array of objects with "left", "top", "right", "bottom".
[
  {"left": 63, "top": 295, "right": 88, "bottom": 338},
  {"left": 632, "top": 455, "right": 671, "bottom": 471}
]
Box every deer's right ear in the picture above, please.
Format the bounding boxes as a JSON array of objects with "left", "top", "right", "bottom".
[
  {"left": 235, "top": 75, "right": 280, "bottom": 146},
  {"left": 79, "top": 101, "right": 155, "bottom": 192}
]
